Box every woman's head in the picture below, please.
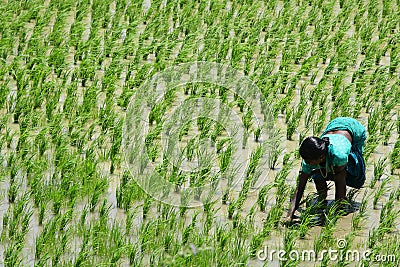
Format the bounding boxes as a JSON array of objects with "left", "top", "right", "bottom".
[{"left": 299, "top": 136, "right": 330, "bottom": 165}]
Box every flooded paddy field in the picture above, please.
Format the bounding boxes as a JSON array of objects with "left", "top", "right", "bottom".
[{"left": 0, "top": 0, "right": 399, "bottom": 266}]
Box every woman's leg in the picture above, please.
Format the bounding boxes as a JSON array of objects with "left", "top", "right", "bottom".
[
  {"left": 311, "top": 172, "right": 329, "bottom": 202},
  {"left": 315, "top": 179, "right": 328, "bottom": 202}
]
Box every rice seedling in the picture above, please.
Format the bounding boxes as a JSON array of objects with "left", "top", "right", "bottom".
[
  {"left": 351, "top": 189, "right": 369, "bottom": 232},
  {"left": 373, "top": 177, "right": 391, "bottom": 209},
  {"left": 379, "top": 191, "right": 399, "bottom": 228},
  {"left": 281, "top": 229, "right": 299, "bottom": 266},
  {"left": 364, "top": 135, "right": 380, "bottom": 162},
  {"left": 312, "top": 105, "right": 327, "bottom": 135},
  {"left": 295, "top": 200, "right": 323, "bottom": 239},
  {"left": 286, "top": 97, "right": 307, "bottom": 140},
  {"left": 4, "top": 242, "right": 23, "bottom": 267},
  {"left": 266, "top": 129, "right": 284, "bottom": 170},
  {"left": 370, "top": 157, "right": 387, "bottom": 188},
  {"left": 323, "top": 202, "right": 346, "bottom": 240},
  {"left": 257, "top": 184, "right": 273, "bottom": 212}
]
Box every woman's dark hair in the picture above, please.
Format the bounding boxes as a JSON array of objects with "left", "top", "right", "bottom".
[{"left": 299, "top": 136, "right": 330, "bottom": 160}]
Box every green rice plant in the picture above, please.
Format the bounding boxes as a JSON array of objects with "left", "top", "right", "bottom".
[
  {"left": 107, "top": 224, "right": 126, "bottom": 265},
  {"left": 242, "top": 127, "right": 249, "bottom": 149},
  {"left": 181, "top": 214, "right": 197, "bottom": 246},
  {"left": 179, "top": 189, "right": 192, "bottom": 217},
  {"left": 184, "top": 137, "right": 197, "bottom": 162},
  {"left": 379, "top": 191, "right": 399, "bottom": 231},
  {"left": 228, "top": 199, "right": 236, "bottom": 220},
  {"left": 8, "top": 178, "right": 19, "bottom": 204},
  {"left": 253, "top": 126, "right": 262, "bottom": 142},
  {"left": 3, "top": 193, "right": 32, "bottom": 244},
  {"left": 373, "top": 177, "right": 391, "bottom": 209},
  {"left": 52, "top": 230, "right": 69, "bottom": 266},
  {"left": 257, "top": 184, "right": 273, "bottom": 212},
  {"left": 274, "top": 159, "right": 294, "bottom": 185},
  {"left": 218, "top": 141, "right": 233, "bottom": 175},
  {"left": 98, "top": 199, "right": 112, "bottom": 227},
  {"left": 126, "top": 205, "right": 140, "bottom": 234},
  {"left": 142, "top": 195, "right": 153, "bottom": 220},
  {"left": 335, "top": 232, "right": 355, "bottom": 267},
  {"left": 352, "top": 190, "right": 369, "bottom": 231},
  {"left": 4, "top": 127, "right": 16, "bottom": 149},
  {"left": 232, "top": 211, "right": 242, "bottom": 231},
  {"left": 305, "top": 100, "right": 317, "bottom": 129},
  {"left": 296, "top": 201, "right": 322, "bottom": 239},
  {"left": 364, "top": 91, "right": 376, "bottom": 115},
  {"left": 321, "top": 202, "right": 345, "bottom": 242},
  {"left": 236, "top": 179, "right": 251, "bottom": 212},
  {"left": 282, "top": 152, "right": 293, "bottom": 166},
  {"left": 281, "top": 229, "right": 298, "bottom": 267},
  {"left": 262, "top": 206, "right": 278, "bottom": 236},
  {"left": 276, "top": 85, "right": 295, "bottom": 115},
  {"left": 127, "top": 242, "right": 142, "bottom": 266},
  {"left": 249, "top": 231, "right": 264, "bottom": 258},
  {"left": 370, "top": 158, "right": 387, "bottom": 188},
  {"left": 215, "top": 224, "right": 231, "bottom": 255},
  {"left": 266, "top": 129, "right": 284, "bottom": 170},
  {"left": 79, "top": 205, "right": 89, "bottom": 230},
  {"left": 267, "top": 175, "right": 290, "bottom": 228},
  {"left": 312, "top": 106, "right": 327, "bottom": 135},
  {"left": 367, "top": 107, "right": 381, "bottom": 134},
  {"left": 74, "top": 231, "right": 92, "bottom": 266},
  {"left": 286, "top": 100, "right": 306, "bottom": 140},
  {"left": 246, "top": 144, "right": 263, "bottom": 178},
  {"left": 364, "top": 135, "right": 379, "bottom": 162},
  {"left": 35, "top": 216, "right": 58, "bottom": 261},
  {"left": 390, "top": 139, "right": 400, "bottom": 174},
  {"left": 368, "top": 227, "right": 383, "bottom": 250},
  {"left": 203, "top": 208, "right": 216, "bottom": 235},
  {"left": 4, "top": 242, "right": 23, "bottom": 267},
  {"left": 51, "top": 189, "right": 63, "bottom": 216},
  {"left": 382, "top": 122, "right": 395, "bottom": 146},
  {"left": 242, "top": 108, "right": 253, "bottom": 131},
  {"left": 89, "top": 177, "right": 107, "bottom": 212}
]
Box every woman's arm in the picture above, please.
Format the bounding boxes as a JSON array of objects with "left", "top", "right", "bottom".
[{"left": 286, "top": 171, "right": 311, "bottom": 221}]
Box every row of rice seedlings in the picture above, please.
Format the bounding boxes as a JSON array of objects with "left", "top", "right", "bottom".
[
  {"left": 0, "top": 72, "right": 120, "bottom": 265},
  {"left": 266, "top": 129, "right": 284, "bottom": 170},
  {"left": 313, "top": 203, "right": 345, "bottom": 263},
  {"left": 367, "top": 190, "right": 399, "bottom": 263},
  {"left": 2, "top": 194, "right": 32, "bottom": 266},
  {"left": 262, "top": 160, "right": 294, "bottom": 236},
  {"left": 3, "top": 0, "right": 396, "bottom": 109},
  {"left": 369, "top": 158, "right": 387, "bottom": 189},
  {"left": 351, "top": 190, "right": 369, "bottom": 232},
  {"left": 373, "top": 177, "right": 391, "bottom": 209}
]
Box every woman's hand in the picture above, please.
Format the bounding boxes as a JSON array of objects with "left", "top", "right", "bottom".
[
  {"left": 282, "top": 214, "right": 293, "bottom": 226},
  {"left": 285, "top": 172, "right": 310, "bottom": 225},
  {"left": 284, "top": 206, "right": 295, "bottom": 224}
]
